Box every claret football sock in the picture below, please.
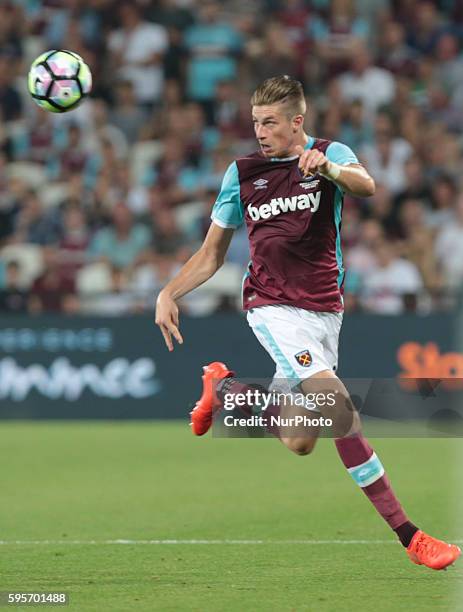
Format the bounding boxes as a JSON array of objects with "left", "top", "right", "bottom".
[
  {"left": 334, "top": 433, "right": 418, "bottom": 546},
  {"left": 217, "top": 378, "right": 251, "bottom": 411}
]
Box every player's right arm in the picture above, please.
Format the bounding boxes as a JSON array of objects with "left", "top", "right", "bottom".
[
  {"left": 155, "top": 223, "right": 234, "bottom": 351},
  {"left": 156, "top": 160, "right": 243, "bottom": 351}
]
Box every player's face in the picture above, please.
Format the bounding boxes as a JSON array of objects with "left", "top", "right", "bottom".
[{"left": 252, "top": 104, "right": 301, "bottom": 158}]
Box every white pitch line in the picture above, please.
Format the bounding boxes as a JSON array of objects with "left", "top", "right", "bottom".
[{"left": 0, "top": 539, "right": 462, "bottom": 545}]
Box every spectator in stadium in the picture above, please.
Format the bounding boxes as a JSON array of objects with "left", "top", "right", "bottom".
[
  {"left": 0, "top": 260, "right": 28, "bottom": 313},
  {"left": 420, "top": 125, "right": 461, "bottom": 180},
  {"left": 245, "top": 21, "right": 299, "bottom": 87},
  {"left": 108, "top": 2, "right": 169, "bottom": 109},
  {"left": 0, "top": 176, "right": 28, "bottom": 243},
  {"left": 393, "top": 155, "right": 430, "bottom": 211},
  {"left": 149, "top": 206, "right": 186, "bottom": 257},
  {"left": 13, "top": 107, "right": 55, "bottom": 166},
  {"left": 109, "top": 80, "right": 147, "bottom": 145},
  {"left": 426, "top": 83, "right": 461, "bottom": 133},
  {"left": 360, "top": 114, "right": 413, "bottom": 194},
  {"left": 434, "top": 193, "right": 463, "bottom": 291},
  {"left": 11, "top": 189, "right": 60, "bottom": 246},
  {"left": 114, "top": 164, "right": 150, "bottom": 217},
  {"left": 146, "top": 135, "right": 201, "bottom": 206},
  {"left": 183, "top": 0, "right": 243, "bottom": 123},
  {"left": 146, "top": 0, "right": 195, "bottom": 33},
  {"left": 89, "top": 99, "right": 129, "bottom": 159},
  {"left": 213, "top": 80, "right": 240, "bottom": 135},
  {"left": 181, "top": 102, "right": 219, "bottom": 162},
  {"left": 378, "top": 20, "right": 418, "bottom": 77},
  {"left": 275, "top": 0, "right": 311, "bottom": 63},
  {"left": 85, "top": 137, "right": 125, "bottom": 195},
  {"left": 432, "top": 33, "right": 463, "bottom": 96},
  {"left": 397, "top": 198, "right": 441, "bottom": 297},
  {"left": 308, "top": 0, "right": 370, "bottom": 77},
  {"left": 28, "top": 247, "right": 76, "bottom": 313},
  {"left": 140, "top": 79, "right": 183, "bottom": 141},
  {"left": 318, "top": 105, "right": 343, "bottom": 142},
  {"left": 0, "top": 2, "right": 23, "bottom": 61},
  {"left": 130, "top": 254, "right": 182, "bottom": 313},
  {"left": 54, "top": 123, "right": 89, "bottom": 181},
  {"left": 59, "top": 172, "right": 97, "bottom": 220},
  {"left": 365, "top": 184, "right": 402, "bottom": 239},
  {"left": 338, "top": 99, "right": 374, "bottom": 151},
  {"left": 405, "top": 1, "right": 445, "bottom": 55},
  {"left": 87, "top": 265, "right": 138, "bottom": 316},
  {"left": 57, "top": 204, "right": 91, "bottom": 282},
  {"left": 88, "top": 202, "right": 151, "bottom": 269},
  {"left": 349, "top": 216, "right": 384, "bottom": 266},
  {"left": 201, "top": 146, "right": 234, "bottom": 192},
  {"left": 426, "top": 173, "right": 457, "bottom": 229},
  {"left": 214, "top": 87, "right": 256, "bottom": 141},
  {"left": 0, "top": 55, "right": 22, "bottom": 123},
  {"left": 410, "top": 54, "right": 435, "bottom": 108},
  {"left": 337, "top": 43, "right": 396, "bottom": 120},
  {"left": 360, "top": 239, "right": 423, "bottom": 314},
  {"left": 397, "top": 106, "right": 423, "bottom": 151}
]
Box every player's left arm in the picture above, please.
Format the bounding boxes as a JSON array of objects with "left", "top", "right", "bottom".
[{"left": 296, "top": 142, "right": 375, "bottom": 198}]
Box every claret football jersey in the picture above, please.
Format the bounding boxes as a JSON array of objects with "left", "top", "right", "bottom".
[{"left": 211, "top": 137, "right": 359, "bottom": 313}]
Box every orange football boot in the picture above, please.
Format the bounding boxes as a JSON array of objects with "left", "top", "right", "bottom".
[
  {"left": 190, "top": 362, "right": 234, "bottom": 436},
  {"left": 407, "top": 530, "right": 461, "bottom": 570}
]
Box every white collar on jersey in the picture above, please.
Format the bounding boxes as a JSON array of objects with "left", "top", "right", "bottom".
[{"left": 269, "top": 135, "right": 315, "bottom": 162}]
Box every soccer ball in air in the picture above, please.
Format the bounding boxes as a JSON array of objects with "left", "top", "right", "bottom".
[{"left": 28, "top": 50, "right": 92, "bottom": 113}]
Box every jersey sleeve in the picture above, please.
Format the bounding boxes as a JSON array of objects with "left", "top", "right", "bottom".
[
  {"left": 210, "top": 161, "right": 244, "bottom": 229},
  {"left": 326, "top": 141, "right": 359, "bottom": 166}
]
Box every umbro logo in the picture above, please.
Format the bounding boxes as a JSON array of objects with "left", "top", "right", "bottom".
[
  {"left": 300, "top": 180, "right": 320, "bottom": 190},
  {"left": 253, "top": 178, "right": 268, "bottom": 190}
]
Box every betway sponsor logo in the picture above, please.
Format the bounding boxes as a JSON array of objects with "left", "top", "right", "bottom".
[
  {"left": 0, "top": 357, "right": 161, "bottom": 401},
  {"left": 247, "top": 192, "right": 321, "bottom": 221}
]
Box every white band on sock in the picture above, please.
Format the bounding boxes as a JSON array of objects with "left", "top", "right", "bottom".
[{"left": 347, "top": 452, "right": 385, "bottom": 488}]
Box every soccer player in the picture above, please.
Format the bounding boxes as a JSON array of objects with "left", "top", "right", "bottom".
[{"left": 155, "top": 75, "right": 460, "bottom": 570}]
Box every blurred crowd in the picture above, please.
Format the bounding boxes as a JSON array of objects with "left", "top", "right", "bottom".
[{"left": 1, "top": 0, "right": 463, "bottom": 316}]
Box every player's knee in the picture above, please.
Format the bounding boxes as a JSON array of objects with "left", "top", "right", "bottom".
[
  {"left": 283, "top": 438, "right": 316, "bottom": 456},
  {"left": 293, "top": 444, "right": 313, "bottom": 456}
]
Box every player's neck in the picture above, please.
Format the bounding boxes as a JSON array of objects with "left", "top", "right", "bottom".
[
  {"left": 276, "top": 133, "right": 310, "bottom": 160},
  {"left": 292, "top": 133, "right": 310, "bottom": 155}
]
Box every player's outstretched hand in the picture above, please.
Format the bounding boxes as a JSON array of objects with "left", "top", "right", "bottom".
[
  {"left": 295, "top": 145, "right": 330, "bottom": 178},
  {"left": 155, "top": 291, "right": 184, "bottom": 352}
]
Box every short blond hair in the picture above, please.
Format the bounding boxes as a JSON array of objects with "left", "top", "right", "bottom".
[{"left": 250, "top": 75, "right": 306, "bottom": 117}]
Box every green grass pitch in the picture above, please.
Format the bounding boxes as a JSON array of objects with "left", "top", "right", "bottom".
[{"left": 0, "top": 422, "right": 461, "bottom": 611}]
